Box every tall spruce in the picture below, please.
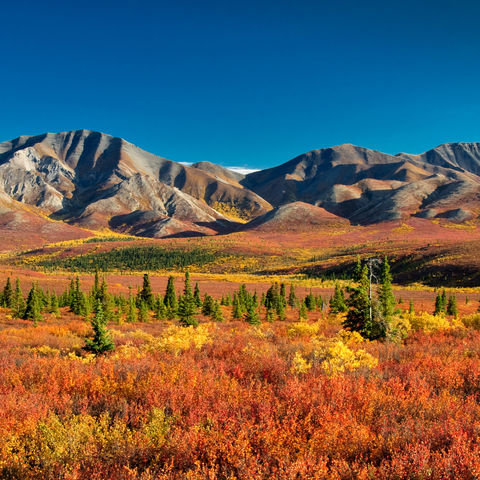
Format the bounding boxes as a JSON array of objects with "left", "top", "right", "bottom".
[
  {"left": 177, "top": 271, "right": 198, "bottom": 327},
  {"left": 23, "top": 284, "right": 43, "bottom": 324},
  {"left": 288, "top": 284, "right": 297, "bottom": 308},
  {"left": 84, "top": 300, "right": 115, "bottom": 355},
  {"left": 378, "top": 256, "right": 395, "bottom": 320},
  {"left": 2, "top": 277, "right": 14, "bottom": 308},
  {"left": 164, "top": 276, "right": 177, "bottom": 312},
  {"left": 330, "top": 283, "right": 347, "bottom": 314}
]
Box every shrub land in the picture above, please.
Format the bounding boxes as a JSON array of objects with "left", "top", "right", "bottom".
[{"left": 0, "top": 258, "right": 479, "bottom": 479}]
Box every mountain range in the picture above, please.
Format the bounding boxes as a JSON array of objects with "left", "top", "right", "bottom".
[{"left": 1, "top": 129, "right": 480, "bottom": 239}]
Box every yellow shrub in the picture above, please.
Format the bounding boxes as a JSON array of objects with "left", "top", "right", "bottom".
[
  {"left": 143, "top": 408, "right": 171, "bottom": 447},
  {"left": 312, "top": 337, "right": 378, "bottom": 376},
  {"left": 291, "top": 351, "right": 312, "bottom": 374},
  {"left": 287, "top": 322, "right": 320, "bottom": 337},
  {"left": 146, "top": 324, "right": 212, "bottom": 355},
  {"left": 405, "top": 312, "right": 463, "bottom": 333},
  {"left": 462, "top": 313, "right": 480, "bottom": 330},
  {"left": 337, "top": 329, "right": 364, "bottom": 346},
  {"left": 29, "top": 345, "right": 60, "bottom": 357}
]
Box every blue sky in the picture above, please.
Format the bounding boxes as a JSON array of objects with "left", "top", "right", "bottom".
[{"left": 1, "top": 0, "right": 480, "bottom": 170}]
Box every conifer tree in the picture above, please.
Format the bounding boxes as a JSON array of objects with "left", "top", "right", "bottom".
[
  {"left": 232, "top": 293, "right": 243, "bottom": 319},
  {"left": 212, "top": 300, "right": 224, "bottom": 322},
  {"left": 126, "top": 294, "right": 138, "bottom": 323},
  {"left": 138, "top": 300, "right": 149, "bottom": 322},
  {"left": 13, "top": 279, "right": 25, "bottom": 318},
  {"left": 409, "top": 299, "right": 414, "bottom": 314},
  {"left": 276, "top": 299, "right": 286, "bottom": 320},
  {"left": 353, "top": 255, "right": 362, "bottom": 282},
  {"left": 154, "top": 294, "right": 166, "bottom": 320},
  {"left": 279, "top": 283, "right": 287, "bottom": 307},
  {"left": 84, "top": 300, "right": 115, "bottom": 355},
  {"left": 266, "top": 308, "right": 276, "bottom": 322},
  {"left": 288, "top": 284, "right": 297, "bottom": 308},
  {"left": 378, "top": 256, "right": 396, "bottom": 320},
  {"left": 194, "top": 282, "right": 202, "bottom": 308},
  {"left": 164, "top": 276, "right": 177, "bottom": 312},
  {"left": 447, "top": 295, "right": 458, "bottom": 317},
  {"left": 244, "top": 304, "right": 260, "bottom": 325},
  {"left": 23, "top": 284, "right": 43, "bottom": 324},
  {"left": 343, "top": 264, "right": 377, "bottom": 339},
  {"left": 2, "top": 277, "right": 14, "bottom": 308},
  {"left": 139, "top": 273, "right": 154, "bottom": 308},
  {"left": 330, "top": 283, "right": 347, "bottom": 314},
  {"left": 305, "top": 289, "right": 316, "bottom": 312},
  {"left": 202, "top": 294, "right": 215, "bottom": 316},
  {"left": 49, "top": 292, "right": 60, "bottom": 316},
  {"left": 177, "top": 271, "right": 198, "bottom": 327},
  {"left": 298, "top": 301, "right": 308, "bottom": 321},
  {"left": 434, "top": 292, "right": 446, "bottom": 315}
]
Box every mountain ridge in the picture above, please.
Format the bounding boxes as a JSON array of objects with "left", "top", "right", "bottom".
[{"left": 1, "top": 130, "right": 479, "bottom": 238}]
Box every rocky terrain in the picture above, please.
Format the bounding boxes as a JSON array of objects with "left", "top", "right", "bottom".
[{"left": 1, "top": 130, "right": 480, "bottom": 238}]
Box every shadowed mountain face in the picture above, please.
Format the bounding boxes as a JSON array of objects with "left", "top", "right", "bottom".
[
  {"left": 242, "top": 143, "right": 480, "bottom": 224},
  {"left": 0, "top": 131, "right": 479, "bottom": 238},
  {"left": 0, "top": 130, "right": 270, "bottom": 236}
]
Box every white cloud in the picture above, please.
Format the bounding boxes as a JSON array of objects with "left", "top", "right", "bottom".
[{"left": 225, "top": 166, "right": 260, "bottom": 175}]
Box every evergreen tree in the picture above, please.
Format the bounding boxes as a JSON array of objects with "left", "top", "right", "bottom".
[
  {"left": 288, "top": 284, "right": 297, "bottom": 308},
  {"left": 276, "top": 299, "right": 286, "bottom": 320},
  {"left": 279, "top": 283, "right": 287, "bottom": 307},
  {"left": 2, "top": 277, "right": 14, "bottom": 308},
  {"left": 447, "top": 295, "right": 458, "bottom": 317},
  {"left": 138, "top": 300, "right": 149, "bottom": 322},
  {"left": 13, "top": 279, "right": 25, "bottom": 318},
  {"left": 244, "top": 304, "right": 260, "bottom": 325},
  {"left": 298, "top": 301, "right": 308, "bottom": 321},
  {"left": 49, "top": 292, "right": 60, "bottom": 316},
  {"left": 266, "top": 308, "right": 276, "bottom": 322},
  {"left": 23, "top": 284, "right": 43, "bottom": 324},
  {"left": 126, "top": 294, "right": 138, "bottom": 323},
  {"left": 378, "top": 256, "right": 395, "bottom": 320},
  {"left": 154, "top": 294, "right": 166, "bottom": 320},
  {"left": 164, "top": 276, "right": 177, "bottom": 312},
  {"left": 211, "top": 300, "right": 224, "bottom": 322},
  {"left": 202, "top": 294, "right": 215, "bottom": 316},
  {"left": 139, "top": 273, "right": 154, "bottom": 308},
  {"left": 330, "top": 283, "right": 347, "bottom": 314},
  {"left": 441, "top": 290, "right": 447, "bottom": 311},
  {"left": 232, "top": 293, "right": 243, "bottom": 319},
  {"left": 193, "top": 282, "right": 202, "bottom": 308},
  {"left": 353, "top": 255, "right": 362, "bottom": 282},
  {"left": 434, "top": 292, "right": 446, "bottom": 315},
  {"left": 177, "top": 271, "right": 198, "bottom": 327},
  {"left": 409, "top": 299, "right": 414, "bottom": 314},
  {"left": 265, "top": 283, "right": 280, "bottom": 311},
  {"left": 305, "top": 289, "right": 316, "bottom": 312},
  {"left": 344, "top": 264, "right": 385, "bottom": 340},
  {"left": 84, "top": 300, "right": 115, "bottom": 355}
]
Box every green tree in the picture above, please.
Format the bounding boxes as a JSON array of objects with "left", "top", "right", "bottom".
[
  {"left": 378, "top": 256, "right": 395, "bottom": 320},
  {"left": 164, "top": 276, "right": 177, "bottom": 314},
  {"left": 288, "top": 284, "right": 297, "bottom": 308},
  {"left": 177, "top": 271, "right": 198, "bottom": 327},
  {"left": 353, "top": 255, "right": 362, "bottom": 282},
  {"left": 126, "top": 294, "right": 138, "bottom": 323},
  {"left": 23, "top": 284, "right": 43, "bottom": 325},
  {"left": 2, "top": 277, "right": 14, "bottom": 308},
  {"left": 447, "top": 295, "right": 458, "bottom": 317},
  {"left": 330, "top": 283, "right": 347, "bottom": 314},
  {"left": 298, "top": 301, "right": 308, "bottom": 321},
  {"left": 244, "top": 304, "right": 260, "bottom": 325},
  {"left": 139, "top": 273, "right": 154, "bottom": 308},
  {"left": 84, "top": 300, "right": 115, "bottom": 355},
  {"left": 194, "top": 282, "right": 202, "bottom": 308},
  {"left": 343, "top": 264, "right": 385, "bottom": 340}
]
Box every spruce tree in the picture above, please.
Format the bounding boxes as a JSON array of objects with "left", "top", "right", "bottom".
[
  {"left": 177, "top": 271, "right": 198, "bottom": 327},
  {"left": 23, "top": 284, "right": 43, "bottom": 324},
  {"left": 434, "top": 292, "right": 445, "bottom": 315},
  {"left": 447, "top": 295, "right": 458, "bottom": 317},
  {"left": 13, "top": 279, "right": 25, "bottom": 318},
  {"left": 154, "top": 294, "right": 166, "bottom": 320},
  {"left": 353, "top": 255, "right": 362, "bottom": 282},
  {"left": 298, "top": 301, "right": 308, "bottom": 321},
  {"left": 84, "top": 300, "right": 115, "bottom": 355},
  {"left": 409, "top": 299, "right": 414, "bottom": 314},
  {"left": 202, "top": 294, "right": 215, "bottom": 316},
  {"left": 305, "top": 289, "right": 316, "bottom": 312},
  {"left": 194, "top": 283, "right": 202, "bottom": 308},
  {"left": 288, "top": 284, "right": 297, "bottom": 308},
  {"left": 49, "top": 292, "right": 60, "bottom": 316},
  {"left": 2, "top": 277, "right": 14, "bottom": 308},
  {"left": 344, "top": 265, "right": 373, "bottom": 338},
  {"left": 126, "top": 294, "right": 138, "bottom": 323},
  {"left": 164, "top": 276, "right": 177, "bottom": 313},
  {"left": 138, "top": 300, "right": 149, "bottom": 322},
  {"left": 139, "top": 273, "right": 154, "bottom": 308},
  {"left": 330, "top": 283, "right": 347, "bottom": 314},
  {"left": 212, "top": 300, "right": 224, "bottom": 322},
  {"left": 232, "top": 294, "right": 243, "bottom": 319},
  {"left": 378, "top": 256, "right": 395, "bottom": 320},
  {"left": 244, "top": 304, "right": 260, "bottom": 325}
]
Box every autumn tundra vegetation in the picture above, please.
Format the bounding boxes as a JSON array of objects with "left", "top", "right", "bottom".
[{"left": 2, "top": 253, "right": 480, "bottom": 479}]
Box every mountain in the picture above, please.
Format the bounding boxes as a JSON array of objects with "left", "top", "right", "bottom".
[
  {"left": 242, "top": 143, "right": 480, "bottom": 224},
  {"left": 0, "top": 130, "right": 479, "bottom": 240},
  {"left": 0, "top": 130, "right": 271, "bottom": 237},
  {"left": 243, "top": 201, "right": 349, "bottom": 231}
]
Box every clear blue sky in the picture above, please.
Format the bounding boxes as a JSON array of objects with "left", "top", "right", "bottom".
[{"left": 1, "top": 0, "right": 480, "bottom": 170}]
